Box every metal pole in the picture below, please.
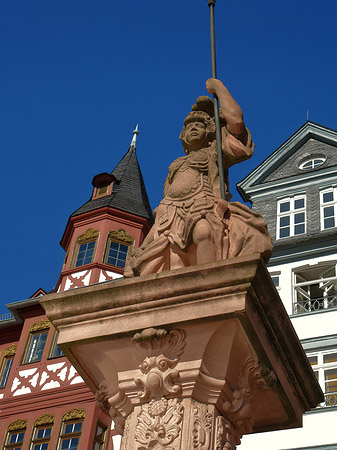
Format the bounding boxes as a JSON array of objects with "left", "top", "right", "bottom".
[{"left": 208, "top": 0, "right": 226, "bottom": 200}]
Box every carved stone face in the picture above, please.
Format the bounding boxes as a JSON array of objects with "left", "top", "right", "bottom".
[{"left": 184, "top": 121, "right": 208, "bottom": 152}]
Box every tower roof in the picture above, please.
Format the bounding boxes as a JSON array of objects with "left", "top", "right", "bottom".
[{"left": 71, "top": 128, "right": 153, "bottom": 222}]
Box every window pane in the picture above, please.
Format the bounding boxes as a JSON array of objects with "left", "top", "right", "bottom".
[
  {"left": 294, "top": 224, "right": 305, "bottom": 235},
  {"left": 279, "top": 227, "right": 290, "bottom": 238},
  {"left": 324, "top": 206, "right": 334, "bottom": 218},
  {"left": 307, "top": 355, "right": 317, "bottom": 366},
  {"left": 76, "top": 242, "right": 95, "bottom": 267},
  {"left": 0, "top": 357, "right": 14, "bottom": 388},
  {"left": 294, "top": 198, "right": 305, "bottom": 209},
  {"left": 324, "top": 353, "right": 337, "bottom": 364},
  {"left": 324, "top": 217, "right": 335, "bottom": 229},
  {"left": 279, "top": 202, "right": 290, "bottom": 213},
  {"left": 279, "top": 216, "right": 290, "bottom": 227},
  {"left": 294, "top": 212, "right": 305, "bottom": 224},
  {"left": 323, "top": 191, "right": 333, "bottom": 203},
  {"left": 107, "top": 242, "right": 129, "bottom": 268},
  {"left": 26, "top": 331, "right": 48, "bottom": 363}
]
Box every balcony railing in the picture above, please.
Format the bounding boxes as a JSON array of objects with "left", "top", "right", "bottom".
[
  {"left": 293, "top": 295, "right": 337, "bottom": 315},
  {"left": 0, "top": 312, "right": 14, "bottom": 322},
  {"left": 322, "top": 391, "right": 337, "bottom": 408}
]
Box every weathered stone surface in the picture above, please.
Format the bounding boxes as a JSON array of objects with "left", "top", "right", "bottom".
[
  {"left": 124, "top": 80, "right": 272, "bottom": 277},
  {"left": 41, "top": 255, "right": 323, "bottom": 449}
]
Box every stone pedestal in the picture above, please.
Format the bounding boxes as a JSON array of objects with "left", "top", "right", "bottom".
[{"left": 41, "top": 255, "right": 323, "bottom": 449}]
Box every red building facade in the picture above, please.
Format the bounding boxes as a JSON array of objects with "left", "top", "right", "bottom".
[{"left": 0, "top": 130, "right": 153, "bottom": 450}]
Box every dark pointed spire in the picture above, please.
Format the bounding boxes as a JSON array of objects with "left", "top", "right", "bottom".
[{"left": 71, "top": 127, "right": 153, "bottom": 222}]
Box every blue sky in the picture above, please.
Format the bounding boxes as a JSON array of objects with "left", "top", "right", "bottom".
[{"left": 1, "top": 0, "right": 337, "bottom": 313}]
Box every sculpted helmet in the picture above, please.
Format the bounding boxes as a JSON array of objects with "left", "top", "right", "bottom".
[{"left": 179, "top": 96, "right": 216, "bottom": 154}]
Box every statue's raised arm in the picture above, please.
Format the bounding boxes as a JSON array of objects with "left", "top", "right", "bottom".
[{"left": 124, "top": 80, "right": 272, "bottom": 278}]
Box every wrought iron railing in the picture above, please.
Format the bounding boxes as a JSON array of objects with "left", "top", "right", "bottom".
[
  {"left": 322, "top": 391, "right": 337, "bottom": 407},
  {"left": 0, "top": 312, "right": 14, "bottom": 321},
  {"left": 293, "top": 295, "right": 337, "bottom": 315}
]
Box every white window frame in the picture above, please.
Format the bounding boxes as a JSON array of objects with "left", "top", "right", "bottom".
[
  {"left": 307, "top": 349, "right": 337, "bottom": 407},
  {"left": 277, "top": 195, "right": 306, "bottom": 239},
  {"left": 292, "top": 262, "right": 337, "bottom": 315},
  {"left": 320, "top": 187, "right": 337, "bottom": 230}
]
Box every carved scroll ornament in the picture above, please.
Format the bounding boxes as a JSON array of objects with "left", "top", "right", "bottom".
[
  {"left": 8, "top": 418, "right": 27, "bottom": 431},
  {"left": 135, "top": 397, "right": 183, "bottom": 450},
  {"left": 222, "top": 357, "right": 276, "bottom": 444},
  {"left": 76, "top": 228, "right": 99, "bottom": 244},
  {"left": 4, "top": 344, "right": 17, "bottom": 357},
  {"left": 132, "top": 328, "right": 186, "bottom": 400},
  {"left": 34, "top": 414, "right": 55, "bottom": 426},
  {"left": 108, "top": 229, "right": 134, "bottom": 245},
  {"left": 29, "top": 319, "right": 51, "bottom": 332},
  {"left": 62, "top": 407, "right": 85, "bottom": 421}
]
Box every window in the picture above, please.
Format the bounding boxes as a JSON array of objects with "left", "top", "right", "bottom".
[
  {"left": 293, "top": 263, "right": 337, "bottom": 315},
  {"left": 3, "top": 419, "right": 27, "bottom": 450},
  {"left": 277, "top": 195, "right": 306, "bottom": 239},
  {"left": 22, "top": 320, "right": 50, "bottom": 364},
  {"left": 92, "top": 422, "right": 108, "bottom": 450},
  {"left": 30, "top": 414, "right": 54, "bottom": 450},
  {"left": 71, "top": 228, "right": 99, "bottom": 268},
  {"left": 0, "top": 345, "right": 17, "bottom": 388},
  {"left": 308, "top": 350, "right": 337, "bottom": 407},
  {"left": 320, "top": 188, "right": 337, "bottom": 230},
  {"left": 104, "top": 229, "right": 134, "bottom": 269},
  {"left": 299, "top": 157, "right": 326, "bottom": 170},
  {"left": 48, "top": 331, "right": 64, "bottom": 359},
  {"left": 270, "top": 272, "right": 280, "bottom": 290},
  {"left": 57, "top": 409, "right": 85, "bottom": 450}
]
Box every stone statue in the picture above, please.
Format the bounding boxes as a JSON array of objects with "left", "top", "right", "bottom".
[{"left": 124, "top": 79, "right": 272, "bottom": 277}]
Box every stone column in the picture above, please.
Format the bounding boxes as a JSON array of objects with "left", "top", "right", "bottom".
[{"left": 41, "top": 256, "right": 323, "bottom": 450}]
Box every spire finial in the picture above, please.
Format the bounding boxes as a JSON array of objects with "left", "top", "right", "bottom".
[{"left": 130, "top": 124, "right": 139, "bottom": 148}]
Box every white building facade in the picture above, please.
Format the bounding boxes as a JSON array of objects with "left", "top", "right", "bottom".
[{"left": 237, "top": 122, "right": 337, "bottom": 450}]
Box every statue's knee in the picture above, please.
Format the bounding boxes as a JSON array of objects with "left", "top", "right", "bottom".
[{"left": 193, "top": 220, "right": 213, "bottom": 244}]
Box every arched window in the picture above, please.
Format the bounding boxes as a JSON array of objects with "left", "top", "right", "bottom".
[
  {"left": 0, "top": 345, "right": 17, "bottom": 388},
  {"left": 22, "top": 320, "right": 50, "bottom": 364},
  {"left": 71, "top": 229, "right": 100, "bottom": 268},
  {"left": 104, "top": 229, "right": 134, "bottom": 269},
  {"left": 3, "top": 419, "right": 27, "bottom": 450},
  {"left": 29, "top": 414, "right": 54, "bottom": 450},
  {"left": 57, "top": 408, "right": 85, "bottom": 450}
]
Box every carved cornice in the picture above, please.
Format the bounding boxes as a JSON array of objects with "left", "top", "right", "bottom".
[
  {"left": 34, "top": 414, "right": 55, "bottom": 426},
  {"left": 132, "top": 328, "right": 186, "bottom": 400},
  {"left": 135, "top": 398, "right": 183, "bottom": 449},
  {"left": 62, "top": 408, "right": 86, "bottom": 422},
  {"left": 8, "top": 418, "right": 27, "bottom": 431},
  {"left": 4, "top": 344, "right": 17, "bottom": 357},
  {"left": 29, "top": 320, "right": 51, "bottom": 332},
  {"left": 108, "top": 229, "right": 134, "bottom": 245},
  {"left": 76, "top": 228, "right": 99, "bottom": 244}
]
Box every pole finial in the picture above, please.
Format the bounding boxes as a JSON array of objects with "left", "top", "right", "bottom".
[
  {"left": 208, "top": 0, "right": 216, "bottom": 6},
  {"left": 130, "top": 124, "right": 139, "bottom": 148}
]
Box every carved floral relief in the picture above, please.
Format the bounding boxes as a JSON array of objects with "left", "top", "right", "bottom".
[{"left": 135, "top": 397, "right": 183, "bottom": 450}]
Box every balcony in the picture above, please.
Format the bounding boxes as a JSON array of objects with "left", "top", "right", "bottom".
[{"left": 293, "top": 295, "right": 337, "bottom": 315}]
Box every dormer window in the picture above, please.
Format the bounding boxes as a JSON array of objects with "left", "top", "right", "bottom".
[
  {"left": 299, "top": 157, "right": 326, "bottom": 170},
  {"left": 277, "top": 195, "right": 306, "bottom": 239},
  {"left": 104, "top": 229, "right": 134, "bottom": 269},
  {"left": 320, "top": 188, "right": 337, "bottom": 230},
  {"left": 91, "top": 172, "right": 115, "bottom": 199}
]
